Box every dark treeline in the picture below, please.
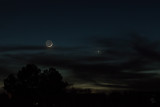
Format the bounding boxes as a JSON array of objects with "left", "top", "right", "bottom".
[{"left": 0, "top": 64, "right": 160, "bottom": 107}]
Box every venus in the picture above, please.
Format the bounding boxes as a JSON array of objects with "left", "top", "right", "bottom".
[{"left": 46, "top": 40, "right": 53, "bottom": 48}]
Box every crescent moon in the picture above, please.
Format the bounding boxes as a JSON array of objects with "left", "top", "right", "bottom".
[{"left": 46, "top": 40, "right": 53, "bottom": 48}]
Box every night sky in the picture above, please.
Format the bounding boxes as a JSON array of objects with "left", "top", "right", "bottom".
[{"left": 1, "top": 0, "right": 160, "bottom": 92}]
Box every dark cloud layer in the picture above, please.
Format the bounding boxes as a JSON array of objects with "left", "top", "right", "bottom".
[
  {"left": 0, "top": 45, "right": 84, "bottom": 52},
  {"left": 0, "top": 33, "right": 160, "bottom": 91}
]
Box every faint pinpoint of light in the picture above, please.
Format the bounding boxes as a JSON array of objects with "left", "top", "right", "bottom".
[
  {"left": 97, "top": 50, "right": 102, "bottom": 55},
  {"left": 33, "top": 102, "right": 39, "bottom": 106}
]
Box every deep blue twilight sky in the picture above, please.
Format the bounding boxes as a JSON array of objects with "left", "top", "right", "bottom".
[{"left": 1, "top": 0, "right": 160, "bottom": 91}]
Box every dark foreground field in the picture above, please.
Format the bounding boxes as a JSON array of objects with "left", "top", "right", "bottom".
[{"left": 0, "top": 90, "right": 160, "bottom": 107}]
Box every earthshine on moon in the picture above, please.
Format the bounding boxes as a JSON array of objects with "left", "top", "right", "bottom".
[{"left": 46, "top": 40, "right": 53, "bottom": 48}]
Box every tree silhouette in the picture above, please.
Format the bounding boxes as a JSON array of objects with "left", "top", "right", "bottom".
[{"left": 3, "top": 64, "right": 68, "bottom": 106}]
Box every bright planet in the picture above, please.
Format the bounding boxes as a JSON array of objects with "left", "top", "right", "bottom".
[{"left": 46, "top": 40, "right": 53, "bottom": 48}]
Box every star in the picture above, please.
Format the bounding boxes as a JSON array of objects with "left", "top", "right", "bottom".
[{"left": 97, "top": 50, "right": 102, "bottom": 55}]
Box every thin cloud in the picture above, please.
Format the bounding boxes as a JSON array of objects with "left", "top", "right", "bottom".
[
  {"left": 1, "top": 33, "right": 160, "bottom": 91},
  {"left": 0, "top": 45, "right": 83, "bottom": 52}
]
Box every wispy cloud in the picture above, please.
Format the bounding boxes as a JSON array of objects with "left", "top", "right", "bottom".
[{"left": 1, "top": 33, "right": 160, "bottom": 91}]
